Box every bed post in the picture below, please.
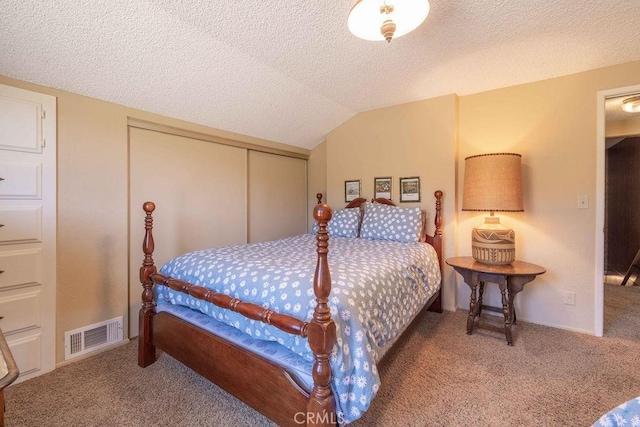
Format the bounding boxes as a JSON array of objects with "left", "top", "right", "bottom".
[
  {"left": 432, "top": 190, "right": 443, "bottom": 262},
  {"left": 307, "top": 201, "right": 337, "bottom": 427},
  {"left": 138, "top": 201, "right": 157, "bottom": 367},
  {"left": 428, "top": 190, "right": 444, "bottom": 313}
]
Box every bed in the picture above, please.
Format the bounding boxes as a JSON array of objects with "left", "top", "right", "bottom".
[
  {"left": 593, "top": 397, "right": 640, "bottom": 426},
  {"left": 138, "top": 191, "right": 444, "bottom": 426}
]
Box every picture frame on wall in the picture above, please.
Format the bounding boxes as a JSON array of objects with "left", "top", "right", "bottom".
[
  {"left": 374, "top": 177, "right": 392, "bottom": 200},
  {"left": 344, "top": 180, "right": 361, "bottom": 202},
  {"left": 399, "top": 176, "right": 421, "bottom": 202}
]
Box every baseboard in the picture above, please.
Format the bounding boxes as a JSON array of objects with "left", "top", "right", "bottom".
[
  {"left": 454, "top": 305, "right": 595, "bottom": 335},
  {"left": 56, "top": 338, "right": 130, "bottom": 369}
]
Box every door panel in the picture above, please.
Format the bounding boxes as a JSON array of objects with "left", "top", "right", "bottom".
[
  {"left": 5, "top": 332, "right": 41, "bottom": 377},
  {"left": 128, "top": 127, "right": 247, "bottom": 337},
  {"left": 0, "top": 161, "right": 41, "bottom": 199},
  {"left": 0, "top": 206, "right": 42, "bottom": 244},
  {"left": 0, "top": 249, "right": 41, "bottom": 289},
  {"left": 0, "top": 95, "right": 42, "bottom": 153},
  {"left": 248, "top": 151, "right": 307, "bottom": 243},
  {"left": 0, "top": 286, "right": 41, "bottom": 332}
]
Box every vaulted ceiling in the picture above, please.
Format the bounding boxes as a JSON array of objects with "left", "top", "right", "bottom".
[{"left": 2, "top": 1, "right": 640, "bottom": 149}]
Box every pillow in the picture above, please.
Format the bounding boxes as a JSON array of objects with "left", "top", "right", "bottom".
[
  {"left": 311, "top": 207, "right": 360, "bottom": 238},
  {"left": 359, "top": 202, "right": 422, "bottom": 243}
]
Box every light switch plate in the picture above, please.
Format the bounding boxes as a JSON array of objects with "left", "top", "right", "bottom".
[{"left": 578, "top": 195, "right": 589, "bottom": 209}]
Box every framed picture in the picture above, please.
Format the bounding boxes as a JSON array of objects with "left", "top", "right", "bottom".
[
  {"left": 374, "top": 177, "right": 392, "bottom": 200},
  {"left": 344, "top": 180, "right": 361, "bottom": 202},
  {"left": 399, "top": 176, "right": 421, "bottom": 202}
]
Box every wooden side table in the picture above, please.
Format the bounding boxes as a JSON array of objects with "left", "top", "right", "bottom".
[{"left": 446, "top": 256, "right": 546, "bottom": 345}]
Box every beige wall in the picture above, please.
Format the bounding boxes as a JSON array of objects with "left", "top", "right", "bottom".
[
  {"left": 0, "top": 75, "right": 309, "bottom": 364},
  {"left": 326, "top": 95, "right": 458, "bottom": 310},
  {"left": 458, "top": 60, "right": 640, "bottom": 333},
  {"left": 606, "top": 116, "right": 640, "bottom": 137},
  {"left": 3, "top": 58, "right": 639, "bottom": 364},
  {"left": 308, "top": 141, "right": 327, "bottom": 230},
  {"left": 324, "top": 61, "right": 640, "bottom": 334}
]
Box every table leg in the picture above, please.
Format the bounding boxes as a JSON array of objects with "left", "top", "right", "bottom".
[
  {"left": 507, "top": 275, "right": 537, "bottom": 329},
  {"left": 467, "top": 281, "right": 478, "bottom": 335},
  {"left": 477, "top": 281, "right": 485, "bottom": 317},
  {"left": 509, "top": 291, "right": 517, "bottom": 325},
  {"left": 500, "top": 286, "right": 513, "bottom": 345}
]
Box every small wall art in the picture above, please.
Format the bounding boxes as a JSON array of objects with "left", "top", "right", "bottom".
[
  {"left": 374, "top": 177, "right": 392, "bottom": 200},
  {"left": 344, "top": 179, "right": 361, "bottom": 202},
  {"left": 399, "top": 176, "right": 421, "bottom": 202}
]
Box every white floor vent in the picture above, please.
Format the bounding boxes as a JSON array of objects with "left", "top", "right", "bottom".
[{"left": 64, "top": 316, "right": 123, "bottom": 361}]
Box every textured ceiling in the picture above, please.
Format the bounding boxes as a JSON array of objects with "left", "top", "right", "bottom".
[
  {"left": 605, "top": 94, "right": 640, "bottom": 122},
  {"left": 1, "top": 0, "right": 640, "bottom": 149}
]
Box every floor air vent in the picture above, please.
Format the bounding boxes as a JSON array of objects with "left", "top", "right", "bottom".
[{"left": 64, "top": 316, "right": 123, "bottom": 361}]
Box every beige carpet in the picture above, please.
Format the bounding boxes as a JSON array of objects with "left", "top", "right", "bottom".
[{"left": 5, "top": 284, "right": 640, "bottom": 426}]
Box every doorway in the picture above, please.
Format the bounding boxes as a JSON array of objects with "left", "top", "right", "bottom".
[{"left": 596, "top": 87, "right": 640, "bottom": 337}]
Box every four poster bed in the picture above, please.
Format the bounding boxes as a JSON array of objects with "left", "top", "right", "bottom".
[{"left": 138, "top": 191, "right": 444, "bottom": 426}]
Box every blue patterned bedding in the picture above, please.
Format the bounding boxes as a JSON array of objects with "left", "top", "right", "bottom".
[
  {"left": 156, "top": 233, "right": 441, "bottom": 424},
  {"left": 593, "top": 397, "right": 640, "bottom": 426}
]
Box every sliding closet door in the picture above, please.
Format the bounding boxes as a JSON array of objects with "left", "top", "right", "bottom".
[
  {"left": 128, "top": 127, "right": 247, "bottom": 337},
  {"left": 248, "top": 151, "right": 307, "bottom": 243}
]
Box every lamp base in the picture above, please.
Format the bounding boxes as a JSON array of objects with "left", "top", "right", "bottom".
[{"left": 471, "top": 216, "right": 515, "bottom": 265}]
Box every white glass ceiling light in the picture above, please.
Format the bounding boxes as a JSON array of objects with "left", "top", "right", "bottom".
[
  {"left": 622, "top": 95, "right": 640, "bottom": 113},
  {"left": 348, "top": 0, "right": 430, "bottom": 43}
]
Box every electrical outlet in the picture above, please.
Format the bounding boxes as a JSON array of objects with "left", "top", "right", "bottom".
[{"left": 562, "top": 291, "right": 576, "bottom": 305}]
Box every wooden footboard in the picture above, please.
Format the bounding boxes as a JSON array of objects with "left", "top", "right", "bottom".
[
  {"left": 138, "top": 201, "right": 337, "bottom": 426},
  {"left": 151, "top": 311, "right": 311, "bottom": 425}
]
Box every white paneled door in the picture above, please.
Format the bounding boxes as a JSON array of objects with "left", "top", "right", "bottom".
[{"left": 0, "top": 84, "right": 56, "bottom": 383}]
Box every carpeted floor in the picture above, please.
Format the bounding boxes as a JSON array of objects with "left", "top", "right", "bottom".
[{"left": 5, "top": 284, "right": 640, "bottom": 426}]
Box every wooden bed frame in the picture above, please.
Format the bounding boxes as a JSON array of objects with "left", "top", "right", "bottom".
[{"left": 138, "top": 191, "right": 443, "bottom": 426}]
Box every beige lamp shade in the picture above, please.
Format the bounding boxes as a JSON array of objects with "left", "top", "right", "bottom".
[
  {"left": 462, "top": 153, "right": 523, "bottom": 265},
  {"left": 462, "top": 153, "right": 523, "bottom": 212}
]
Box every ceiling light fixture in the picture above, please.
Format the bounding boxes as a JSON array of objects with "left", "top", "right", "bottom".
[
  {"left": 348, "top": 0, "right": 430, "bottom": 43},
  {"left": 622, "top": 95, "right": 640, "bottom": 113}
]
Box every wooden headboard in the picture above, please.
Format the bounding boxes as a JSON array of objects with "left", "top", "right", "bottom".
[{"left": 344, "top": 197, "right": 367, "bottom": 209}]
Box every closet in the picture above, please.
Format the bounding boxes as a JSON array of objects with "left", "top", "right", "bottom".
[{"left": 128, "top": 122, "right": 307, "bottom": 337}]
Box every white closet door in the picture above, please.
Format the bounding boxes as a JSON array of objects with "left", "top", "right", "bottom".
[
  {"left": 0, "top": 84, "right": 56, "bottom": 384},
  {"left": 248, "top": 151, "right": 307, "bottom": 243},
  {"left": 128, "top": 127, "right": 247, "bottom": 337}
]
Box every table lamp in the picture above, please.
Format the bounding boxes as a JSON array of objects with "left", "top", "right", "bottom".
[{"left": 462, "top": 153, "right": 523, "bottom": 265}]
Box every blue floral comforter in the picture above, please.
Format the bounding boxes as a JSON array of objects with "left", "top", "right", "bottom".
[
  {"left": 594, "top": 397, "right": 640, "bottom": 427},
  {"left": 156, "top": 233, "right": 441, "bottom": 424}
]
